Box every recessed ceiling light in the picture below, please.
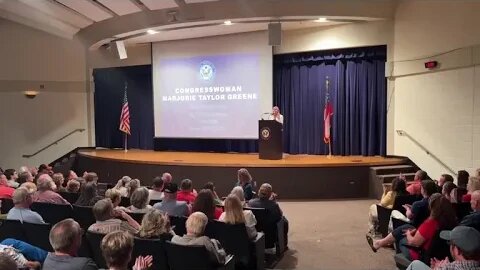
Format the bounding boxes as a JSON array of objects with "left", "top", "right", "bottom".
[
  {"left": 223, "top": 20, "right": 233, "bottom": 26},
  {"left": 314, "top": 18, "right": 328, "bottom": 23},
  {"left": 147, "top": 29, "right": 158, "bottom": 35}
]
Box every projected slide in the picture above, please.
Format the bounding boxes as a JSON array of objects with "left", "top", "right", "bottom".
[{"left": 155, "top": 54, "right": 260, "bottom": 139}]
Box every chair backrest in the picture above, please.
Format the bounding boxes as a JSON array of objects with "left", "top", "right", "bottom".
[
  {"left": 131, "top": 238, "right": 169, "bottom": 270},
  {"left": 169, "top": 216, "right": 187, "bottom": 236},
  {"left": 85, "top": 231, "right": 107, "bottom": 269},
  {"left": 165, "top": 241, "right": 216, "bottom": 270},
  {"left": 247, "top": 207, "right": 277, "bottom": 249},
  {"left": 393, "top": 195, "right": 422, "bottom": 214},
  {"left": 0, "top": 198, "right": 14, "bottom": 214},
  {"left": 128, "top": 212, "right": 145, "bottom": 224},
  {"left": 0, "top": 219, "right": 27, "bottom": 242},
  {"left": 22, "top": 222, "right": 53, "bottom": 251},
  {"left": 149, "top": 199, "right": 162, "bottom": 206},
  {"left": 376, "top": 205, "right": 394, "bottom": 237},
  {"left": 119, "top": 196, "right": 130, "bottom": 207},
  {"left": 31, "top": 202, "right": 73, "bottom": 225},
  {"left": 453, "top": 203, "right": 472, "bottom": 221},
  {"left": 205, "top": 220, "right": 250, "bottom": 267},
  {"left": 73, "top": 205, "right": 96, "bottom": 230},
  {"left": 58, "top": 192, "right": 80, "bottom": 204}
]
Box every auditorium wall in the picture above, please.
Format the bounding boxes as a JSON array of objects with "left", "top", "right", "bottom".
[
  {"left": 0, "top": 19, "right": 89, "bottom": 169},
  {"left": 392, "top": 0, "right": 480, "bottom": 179}
]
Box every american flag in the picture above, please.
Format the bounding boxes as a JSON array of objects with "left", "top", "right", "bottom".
[
  {"left": 119, "top": 83, "right": 131, "bottom": 135},
  {"left": 324, "top": 79, "right": 333, "bottom": 144}
]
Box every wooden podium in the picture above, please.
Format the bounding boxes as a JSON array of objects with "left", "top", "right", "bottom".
[{"left": 258, "top": 120, "right": 283, "bottom": 160}]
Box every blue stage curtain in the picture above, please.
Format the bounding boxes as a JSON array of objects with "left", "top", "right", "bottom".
[
  {"left": 273, "top": 45, "right": 387, "bottom": 155},
  {"left": 93, "top": 65, "right": 154, "bottom": 149}
]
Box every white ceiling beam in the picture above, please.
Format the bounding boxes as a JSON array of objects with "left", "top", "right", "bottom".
[
  {"left": 138, "top": 0, "right": 178, "bottom": 10},
  {"left": 55, "top": 0, "right": 113, "bottom": 22},
  {"left": 18, "top": 0, "right": 93, "bottom": 29},
  {"left": 97, "top": 0, "right": 142, "bottom": 16}
]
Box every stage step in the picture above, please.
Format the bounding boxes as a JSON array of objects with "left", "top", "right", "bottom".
[{"left": 370, "top": 164, "right": 416, "bottom": 175}]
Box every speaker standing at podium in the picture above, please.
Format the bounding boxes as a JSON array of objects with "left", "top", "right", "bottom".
[{"left": 268, "top": 106, "right": 284, "bottom": 124}]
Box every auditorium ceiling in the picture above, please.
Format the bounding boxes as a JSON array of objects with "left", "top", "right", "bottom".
[{"left": 0, "top": 0, "right": 398, "bottom": 49}]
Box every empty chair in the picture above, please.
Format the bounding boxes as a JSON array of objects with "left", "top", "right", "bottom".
[
  {"left": 0, "top": 198, "right": 14, "bottom": 214},
  {"left": 376, "top": 205, "right": 393, "bottom": 237},
  {"left": 31, "top": 202, "right": 73, "bottom": 225},
  {"left": 0, "top": 219, "right": 27, "bottom": 242},
  {"left": 73, "top": 205, "right": 96, "bottom": 230},
  {"left": 130, "top": 238, "right": 169, "bottom": 270},
  {"left": 22, "top": 222, "right": 53, "bottom": 251},
  {"left": 85, "top": 231, "right": 107, "bottom": 269},
  {"left": 58, "top": 192, "right": 80, "bottom": 204},
  {"left": 169, "top": 215, "right": 188, "bottom": 236},
  {"left": 392, "top": 195, "right": 422, "bottom": 215},
  {"left": 165, "top": 241, "right": 234, "bottom": 270}
]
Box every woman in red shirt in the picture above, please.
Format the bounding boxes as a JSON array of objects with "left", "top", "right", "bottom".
[
  {"left": 192, "top": 189, "right": 223, "bottom": 220},
  {"left": 367, "top": 193, "right": 457, "bottom": 260},
  {"left": 177, "top": 179, "right": 197, "bottom": 204}
]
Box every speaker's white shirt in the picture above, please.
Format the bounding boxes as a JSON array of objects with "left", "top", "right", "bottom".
[{"left": 268, "top": 114, "right": 284, "bottom": 124}]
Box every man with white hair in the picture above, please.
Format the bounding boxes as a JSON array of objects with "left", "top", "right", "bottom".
[
  {"left": 32, "top": 174, "right": 69, "bottom": 205},
  {"left": 161, "top": 172, "right": 173, "bottom": 184},
  {"left": 43, "top": 219, "right": 98, "bottom": 270},
  {"left": 0, "top": 173, "right": 15, "bottom": 199},
  {"left": 171, "top": 212, "right": 226, "bottom": 264},
  {"left": 7, "top": 187, "right": 44, "bottom": 224},
  {"left": 460, "top": 190, "right": 480, "bottom": 231}
]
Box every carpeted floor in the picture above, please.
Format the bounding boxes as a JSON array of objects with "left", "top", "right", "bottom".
[{"left": 273, "top": 199, "right": 396, "bottom": 270}]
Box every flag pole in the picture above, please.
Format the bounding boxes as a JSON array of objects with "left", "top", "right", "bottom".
[
  {"left": 326, "top": 76, "right": 332, "bottom": 159},
  {"left": 124, "top": 133, "right": 128, "bottom": 153}
]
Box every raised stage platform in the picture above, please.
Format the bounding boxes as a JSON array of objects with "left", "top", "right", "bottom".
[{"left": 75, "top": 149, "right": 408, "bottom": 199}]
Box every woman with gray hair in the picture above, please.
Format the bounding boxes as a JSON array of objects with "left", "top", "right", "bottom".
[
  {"left": 127, "top": 187, "right": 152, "bottom": 213},
  {"left": 171, "top": 212, "right": 227, "bottom": 264}
]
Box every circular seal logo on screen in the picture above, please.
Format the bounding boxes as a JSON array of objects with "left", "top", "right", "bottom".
[
  {"left": 199, "top": 61, "right": 215, "bottom": 81},
  {"left": 260, "top": 127, "right": 271, "bottom": 140}
]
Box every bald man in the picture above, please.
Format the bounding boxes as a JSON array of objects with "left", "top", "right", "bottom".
[
  {"left": 161, "top": 173, "right": 172, "bottom": 184},
  {"left": 460, "top": 190, "right": 480, "bottom": 231}
]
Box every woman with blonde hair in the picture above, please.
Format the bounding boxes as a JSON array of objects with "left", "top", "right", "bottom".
[
  {"left": 462, "top": 176, "right": 480, "bottom": 202},
  {"left": 126, "top": 179, "right": 141, "bottom": 198},
  {"left": 138, "top": 209, "right": 174, "bottom": 241},
  {"left": 236, "top": 168, "right": 255, "bottom": 201},
  {"left": 113, "top": 176, "right": 131, "bottom": 197},
  {"left": 229, "top": 186, "right": 246, "bottom": 206},
  {"left": 219, "top": 194, "right": 257, "bottom": 239}
]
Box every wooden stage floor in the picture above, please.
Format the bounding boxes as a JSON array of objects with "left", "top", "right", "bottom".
[{"left": 78, "top": 149, "right": 406, "bottom": 168}]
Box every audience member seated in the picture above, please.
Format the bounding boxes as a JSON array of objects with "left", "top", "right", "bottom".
[
  {"left": 407, "top": 170, "right": 428, "bottom": 196},
  {"left": 153, "top": 183, "right": 189, "bottom": 217},
  {"left": 367, "top": 194, "right": 457, "bottom": 262},
  {"left": 75, "top": 182, "right": 103, "bottom": 207},
  {"left": 100, "top": 231, "right": 153, "bottom": 270},
  {"left": 406, "top": 226, "right": 480, "bottom": 270},
  {"left": 177, "top": 179, "right": 197, "bottom": 204},
  {"left": 89, "top": 199, "right": 140, "bottom": 234},
  {"left": 52, "top": 173, "right": 67, "bottom": 192},
  {"left": 66, "top": 179, "right": 81, "bottom": 193},
  {"left": 67, "top": 170, "right": 78, "bottom": 182},
  {"left": 20, "top": 182, "right": 37, "bottom": 193},
  {"left": 437, "top": 174, "right": 454, "bottom": 193},
  {"left": 236, "top": 168, "right": 255, "bottom": 201},
  {"left": 451, "top": 170, "right": 470, "bottom": 203},
  {"left": 4, "top": 169, "right": 19, "bottom": 188},
  {"left": 204, "top": 182, "right": 222, "bottom": 205},
  {"left": 7, "top": 187, "right": 44, "bottom": 224},
  {"left": 442, "top": 181, "right": 457, "bottom": 202},
  {"left": 461, "top": 176, "right": 480, "bottom": 203},
  {"left": 367, "top": 177, "right": 408, "bottom": 234},
  {"left": 138, "top": 209, "right": 174, "bottom": 241},
  {"left": 161, "top": 172, "right": 173, "bottom": 185},
  {"left": 460, "top": 190, "right": 480, "bottom": 231},
  {"left": 0, "top": 173, "right": 15, "bottom": 199},
  {"left": 105, "top": 188, "right": 127, "bottom": 211},
  {"left": 390, "top": 180, "right": 438, "bottom": 227},
  {"left": 0, "top": 238, "right": 47, "bottom": 266},
  {"left": 113, "top": 176, "right": 131, "bottom": 197},
  {"left": 230, "top": 186, "right": 247, "bottom": 206},
  {"left": 172, "top": 212, "right": 227, "bottom": 264},
  {"left": 127, "top": 187, "right": 152, "bottom": 213},
  {"left": 219, "top": 194, "right": 258, "bottom": 239},
  {"left": 192, "top": 189, "right": 223, "bottom": 220},
  {"left": 43, "top": 219, "right": 98, "bottom": 270},
  {"left": 148, "top": 176, "right": 164, "bottom": 201},
  {"left": 37, "top": 164, "right": 53, "bottom": 176},
  {"left": 126, "top": 179, "right": 140, "bottom": 198},
  {"left": 0, "top": 242, "right": 41, "bottom": 269},
  {"left": 84, "top": 172, "right": 99, "bottom": 184},
  {"left": 32, "top": 174, "right": 70, "bottom": 205},
  {"left": 17, "top": 171, "right": 33, "bottom": 186}
]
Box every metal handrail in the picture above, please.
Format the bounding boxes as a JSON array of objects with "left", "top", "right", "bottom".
[
  {"left": 22, "top": 128, "right": 85, "bottom": 158},
  {"left": 396, "top": 130, "right": 457, "bottom": 176}
]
